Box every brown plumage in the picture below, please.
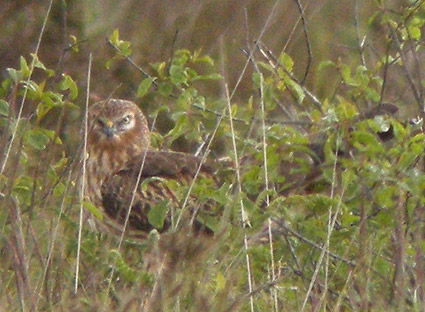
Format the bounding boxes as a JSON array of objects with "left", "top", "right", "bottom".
[{"left": 85, "top": 99, "right": 216, "bottom": 238}]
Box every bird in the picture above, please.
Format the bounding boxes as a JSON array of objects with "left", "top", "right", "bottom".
[{"left": 84, "top": 98, "right": 218, "bottom": 239}]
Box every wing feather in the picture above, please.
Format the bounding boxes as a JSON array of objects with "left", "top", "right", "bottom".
[{"left": 100, "top": 150, "right": 215, "bottom": 237}]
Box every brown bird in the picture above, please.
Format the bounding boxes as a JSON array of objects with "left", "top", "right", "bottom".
[{"left": 85, "top": 99, "right": 217, "bottom": 239}]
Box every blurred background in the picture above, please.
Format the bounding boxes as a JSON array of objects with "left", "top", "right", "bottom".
[
  {"left": 3, "top": 1, "right": 425, "bottom": 310},
  {"left": 0, "top": 0, "right": 399, "bottom": 105}
]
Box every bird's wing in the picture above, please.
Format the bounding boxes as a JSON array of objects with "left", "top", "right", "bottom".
[{"left": 100, "top": 150, "right": 216, "bottom": 238}]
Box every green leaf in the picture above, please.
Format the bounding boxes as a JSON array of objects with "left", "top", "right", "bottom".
[
  {"left": 19, "top": 56, "right": 30, "bottom": 78},
  {"left": 408, "top": 133, "right": 425, "bottom": 145},
  {"left": 59, "top": 74, "right": 78, "bottom": 99},
  {"left": 186, "top": 68, "right": 198, "bottom": 80},
  {"left": 119, "top": 41, "right": 132, "bottom": 57},
  {"left": 0, "top": 100, "right": 9, "bottom": 117},
  {"left": 26, "top": 129, "right": 50, "bottom": 150},
  {"left": 208, "top": 182, "right": 231, "bottom": 206},
  {"left": 169, "top": 65, "right": 187, "bottom": 85},
  {"left": 147, "top": 200, "right": 169, "bottom": 229},
  {"left": 318, "top": 60, "right": 335, "bottom": 72},
  {"left": 193, "top": 73, "right": 222, "bottom": 81},
  {"left": 83, "top": 201, "right": 103, "bottom": 220},
  {"left": 53, "top": 182, "right": 65, "bottom": 197},
  {"left": 107, "top": 29, "right": 132, "bottom": 66},
  {"left": 165, "top": 113, "right": 189, "bottom": 143},
  {"left": 252, "top": 72, "right": 262, "bottom": 87},
  {"left": 353, "top": 65, "right": 369, "bottom": 86},
  {"left": 308, "top": 194, "right": 339, "bottom": 215},
  {"left": 31, "top": 53, "right": 47, "bottom": 70},
  {"left": 137, "top": 77, "right": 155, "bottom": 97},
  {"left": 105, "top": 57, "right": 115, "bottom": 70},
  {"left": 150, "top": 132, "right": 164, "bottom": 148},
  {"left": 340, "top": 212, "right": 359, "bottom": 227},
  {"left": 278, "top": 52, "right": 294, "bottom": 71},
  {"left": 336, "top": 97, "right": 358, "bottom": 120},
  {"left": 367, "top": 11, "right": 380, "bottom": 25},
  {"left": 140, "top": 177, "right": 167, "bottom": 192},
  {"left": 12, "top": 176, "right": 35, "bottom": 205},
  {"left": 376, "top": 186, "right": 396, "bottom": 209},
  {"left": 340, "top": 64, "right": 359, "bottom": 87},
  {"left": 350, "top": 130, "right": 384, "bottom": 154},
  {"left": 364, "top": 87, "right": 381, "bottom": 102},
  {"left": 242, "top": 165, "right": 262, "bottom": 195},
  {"left": 47, "top": 165, "right": 58, "bottom": 181},
  {"left": 30, "top": 53, "right": 54, "bottom": 76},
  {"left": 40, "top": 128, "right": 62, "bottom": 145},
  {"left": 7, "top": 68, "right": 21, "bottom": 84},
  {"left": 36, "top": 100, "right": 55, "bottom": 121},
  {"left": 215, "top": 272, "right": 226, "bottom": 291},
  {"left": 109, "top": 29, "right": 120, "bottom": 45},
  {"left": 22, "top": 80, "right": 43, "bottom": 99},
  {"left": 69, "top": 35, "right": 79, "bottom": 52},
  {"left": 150, "top": 61, "right": 167, "bottom": 79},
  {"left": 258, "top": 61, "right": 274, "bottom": 72},
  {"left": 172, "top": 49, "right": 190, "bottom": 66},
  {"left": 283, "top": 75, "right": 305, "bottom": 103},
  {"left": 158, "top": 81, "right": 173, "bottom": 97},
  {"left": 408, "top": 25, "right": 421, "bottom": 40},
  {"left": 398, "top": 151, "right": 419, "bottom": 170},
  {"left": 193, "top": 53, "right": 214, "bottom": 66}
]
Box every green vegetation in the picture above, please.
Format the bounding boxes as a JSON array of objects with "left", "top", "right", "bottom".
[{"left": 2, "top": 1, "right": 425, "bottom": 311}]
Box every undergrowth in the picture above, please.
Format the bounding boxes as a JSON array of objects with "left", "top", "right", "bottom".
[{"left": 2, "top": 1, "right": 425, "bottom": 311}]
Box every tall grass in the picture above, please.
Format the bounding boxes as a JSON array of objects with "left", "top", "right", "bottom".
[{"left": 2, "top": 0, "right": 425, "bottom": 311}]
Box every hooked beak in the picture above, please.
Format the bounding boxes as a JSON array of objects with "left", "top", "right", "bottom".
[
  {"left": 103, "top": 126, "right": 116, "bottom": 138},
  {"left": 102, "top": 120, "right": 116, "bottom": 138}
]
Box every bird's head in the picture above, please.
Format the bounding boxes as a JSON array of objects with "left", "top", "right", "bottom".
[{"left": 87, "top": 99, "right": 151, "bottom": 157}]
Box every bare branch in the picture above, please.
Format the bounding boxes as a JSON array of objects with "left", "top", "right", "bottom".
[
  {"left": 292, "top": 0, "right": 312, "bottom": 84},
  {"left": 272, "top": 218, "right": 356, "bottom": 267}
]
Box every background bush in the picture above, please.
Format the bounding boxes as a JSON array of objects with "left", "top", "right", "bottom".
[{"left": 2, "top": 0, "right": 425, "bottom": 311}]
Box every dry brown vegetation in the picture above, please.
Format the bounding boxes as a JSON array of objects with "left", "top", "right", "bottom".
[{"left": 2, "top": 0, "right": 425, "bottom": 311}]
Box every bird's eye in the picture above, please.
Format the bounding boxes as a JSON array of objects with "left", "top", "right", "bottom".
[{"left": 121, "top": 115, "right": 132, "bottom": 125}]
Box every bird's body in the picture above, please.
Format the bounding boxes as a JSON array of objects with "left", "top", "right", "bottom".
[{"left": 85, "top": 99, "right": 216, "bottom": 238}]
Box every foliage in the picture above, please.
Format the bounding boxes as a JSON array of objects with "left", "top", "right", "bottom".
[{"left": 3, "top": 1, "right": 425, "bottom": 311}]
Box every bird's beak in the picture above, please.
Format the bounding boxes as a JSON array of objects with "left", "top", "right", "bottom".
[{"left": 102, "top": 120, "right": 116, "bottom": 138}]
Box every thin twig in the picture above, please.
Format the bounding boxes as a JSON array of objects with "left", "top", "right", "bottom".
[
  {"left": 388, "top": 25, "right": 422, "bottom": 109},
  {"left": 268, "top": 220, "right": 278, "bottom": 311},
  {"left": 292, "top": 0, "right": 312, "bottom": 84},
  {"left": 354, "top": 0, "right": 366, "bottom": 67},
  {"left": 317, "top": 134, "right": 343, "bottom": 311},
  {"left": 378, "top": 42, "right": 391, "bottom": 108},
  {"left": 53, "top": 0, "right": 68, "bottom": 81},
  {"left": 0, "top": 0, "right": 54, "bottom": 176},
  {"left": 259, "top": 75, "right": 270, "bottom": 202},
  {"left": 257, "top": 42, "right": 322, "bottom": 111},
  {"left": 167, "top": 29, "right": 179, "bottom": 73},
  {"left": 35, "top": 167, "right": 74, "bottom": 309},
  {"left": 272, "top": 219, "right": 355, "bottom": 266},
  {"left": 106, "top": 39, "right": 152, "bottom": 80},
  {"left": 175, "top": 108, "right": 223, "bottom": 229},
  {"left": 104, "top": 106, "right": 158, "bottom": 299},
  {"left": 259, "top": 72, "right": 278, "bottom": 311},
  {"left": 2, "top": 2, "right": 56, "bottom": 310},
  {"left": 225, "top": 83, "right": 254, "bottom": 311},
  {"left": 106, "top": 27, "right": 313, "bottom": 128},
  {"left": 302, "top": 134, "right": 345, "bottom": 312},
  {"left": 193, "top": 102, "right": 312, "bottom": 126},
  {"left": 230, "top": 0, "right": 281, "bottom": 102},
  {"left": 8, "top": 195, "right": 33, "bottom": 311},
  {"left": 75, "top": 53, "right": 92, "bottom": 294},
  {"left": 333, "top": 270, "right": 353, "bottom": 311},
  {"left": 407, "top": 31, "right": 424, "bottom": 108}
]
